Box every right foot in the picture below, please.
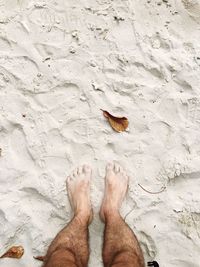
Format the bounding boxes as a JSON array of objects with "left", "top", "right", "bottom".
[
  {"left": 67, "top": 165, "right": 93, "bottom": 224},
  {"left": 100, "top": 162, "right": 129, "bottom": 222}
]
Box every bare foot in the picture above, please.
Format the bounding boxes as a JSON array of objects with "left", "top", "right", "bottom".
[
  {"left": 67, "top": 165, "right": 93, "bottom": 224},
  {"left": 100, "top": 162, "right": 129, "bottom": 222}
]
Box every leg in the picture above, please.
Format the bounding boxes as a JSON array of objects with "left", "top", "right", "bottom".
[
  {"left": 100, "top": 163, "right": 145, "bottom": 267},
  {"left": 43, "top": 165, "right": 93, "bottom": 267}
]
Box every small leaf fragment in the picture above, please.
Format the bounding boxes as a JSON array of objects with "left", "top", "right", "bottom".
[
  {"left": 34, "top": 255, "right": 46, "bottom": 261},
  {"left": 101, "top": 109, "right": 129, "bottom": 132},
  {"left": 0, "top": 246, "right": 24, "bottom": 259}
]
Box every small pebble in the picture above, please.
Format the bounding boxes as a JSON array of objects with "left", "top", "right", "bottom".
[{"left": 80, "top": 95, "right": 87, "bottom": 101}]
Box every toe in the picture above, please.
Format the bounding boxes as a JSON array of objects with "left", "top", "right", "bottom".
[
  {"left": 66, "top": 176, "right": 72, "bottom": 184},
  {"left": 106, "top": 162, "right": 114, "bottom": 171},
  {"left": 73, "top": 167, "right": 79, "bottom": 177},
  {"left": 121, "top": 171, "right": 129, "bottom": 182},
  {"left": 78, "top": 166, "right": 83, "bottom": 174},
  {"left": 83, "top": 164, "right": 92, "bottom": 174},
  {"left": 114, "top": 163, "right": 120, "bottom": 173},
  {"left": 67, "top": 175, "right": 73, "bottom": 181},
  {"left": 119, "top": 165, "right": 124, "bottom": 173},
  {"left": 127, "top": 175, "right": 130, "bottom": 182},
  {"left": 121, "top": 169, "right": 127, "bottom": 177}
]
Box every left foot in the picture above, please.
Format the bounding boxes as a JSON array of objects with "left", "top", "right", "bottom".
[{"left": 67, "top": 165, "right": 93, "bottom": 224}]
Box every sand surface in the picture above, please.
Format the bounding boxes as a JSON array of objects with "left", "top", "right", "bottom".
[{"left": 0, "top": 0, "right": 200, "bottom": 266}]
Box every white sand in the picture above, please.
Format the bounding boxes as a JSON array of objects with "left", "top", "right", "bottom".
[{"left": 0, "top": 0, "right": 200, "bottom": 266}]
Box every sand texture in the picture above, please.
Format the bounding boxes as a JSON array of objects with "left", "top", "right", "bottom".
[{"left": 0, "top": 0, "right": 200, "bottom": 266}]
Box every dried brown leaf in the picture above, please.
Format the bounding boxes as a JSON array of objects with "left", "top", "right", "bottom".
[
  {"left": 34, "top": 255, "right": 46, "bottom": 261},
  {"left": 0, "top": 246, "right": 24, "bottom": 259},
  {"left": 101, "top": 110, "right": 129, "bottom": 132}
]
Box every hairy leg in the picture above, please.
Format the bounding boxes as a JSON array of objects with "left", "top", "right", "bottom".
[
  {"left": 100, "top": 163, "right": 145, "bottom": 267},
  {"left": 43, "top": 165, "right": 93, "bottom": 267}
]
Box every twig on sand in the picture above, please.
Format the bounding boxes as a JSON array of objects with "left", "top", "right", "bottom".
[{"left": 138, "top": 184, "right": 166, "bottom": 194}]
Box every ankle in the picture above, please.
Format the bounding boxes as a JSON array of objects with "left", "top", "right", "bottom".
[
  {"left": 102, "top": 208, "right": 121, "bottom": 222},
  {"left": 74, "top": 210, "right": 93, "bottom": 225}
]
